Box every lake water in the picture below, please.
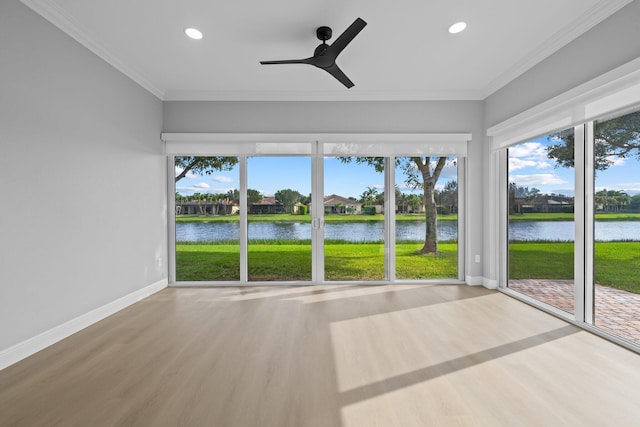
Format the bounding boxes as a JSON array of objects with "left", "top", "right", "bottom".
[
  {"left": 508, "top": 220, "right": 640, "bottom": 241},
  {"left": 176, "top": 221, "right": 457, "bottom": 242},
  {"left": 176, "top": 220, "right": 640, "bottom": 242}
]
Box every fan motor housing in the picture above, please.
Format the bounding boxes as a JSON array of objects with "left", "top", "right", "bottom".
[{"left": 316, "top": 26, "right": 332, "bottom": 41}]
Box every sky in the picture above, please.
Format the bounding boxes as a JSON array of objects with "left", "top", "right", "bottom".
[
  {"left": 509, "top": 135, "right": 640, "bottom": 197},
  {"left": 175, "top": 156, "right": 459, "bottom": 199},
  {"left": 175, "top": 137, "right": 640, "bottom": 199}
]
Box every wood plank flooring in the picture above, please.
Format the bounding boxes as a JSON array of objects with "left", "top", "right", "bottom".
[{"left": 1, "top": 284, "right": 640, "bottom": 426}]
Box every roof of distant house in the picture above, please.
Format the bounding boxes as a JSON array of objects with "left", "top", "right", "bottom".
[{"left": 324, "top": 194, "right": 359, "bottom": 205}]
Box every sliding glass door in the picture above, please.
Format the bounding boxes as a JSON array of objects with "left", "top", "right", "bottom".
[
  {"left": 503, "top": 108, "right": 640, "bottom": 347},
  {"left": 323, "top": 156, "right": 385, "bottom": 281},
  {"left": 507, "top": 130, "right": 575, "bottom": 314},
  {"left": 591, "top": 110, "right": 640, "bottom": 346},
  {"left": 247, "top": 156, "right": 312, "bottom": 281},
  {"left": 166, "top": 134, "right": 469, "bottom": 284},
  {"left": 395, "top": 157, "right": 459, "bottom": 280},
  {"left": 174, "top": 156, "right": 240, "bottom": 281}
]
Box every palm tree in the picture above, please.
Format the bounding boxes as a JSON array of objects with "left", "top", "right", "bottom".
[
  {"left": 192, "top": 193, "right": 206, "bottom": 215},
  {"left": 360, "top": 186, "right": 379, "bottom": 205}
]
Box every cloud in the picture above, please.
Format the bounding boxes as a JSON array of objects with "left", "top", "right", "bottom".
[
  {"left": 509, "top": 142, "right": 548, "bottom": 158},
  {"left": 438, "top": 163, "right": 458, "bottom": 181},
  {"left": 176, "top": 182, "right": 210, "bottom": 195},
  {"left": 177, "top": 183, "right": 237, "bottom": 196},
  {"left": 606, "top": 156, "right": 626, "bottom": 167},
  {"left": 550, "top": 188, "right": 575, "bottom": 197},
  {"left": 596, "top": 182, "right": 640, "bottom": 196},
  {"left": 508, "top": 142, "right": 553, "bottom": 171},
  {"left": 398, "top": 184, "right": 421, "bottom": 193},
  {"left": 174, "top": 166, "right": 197, "bottom": 180},
  {"left": 176, "top": 186, "right": 200, "bottom": 195},
  {"left": 509, "top": 157, "right": 552, "bottom": 171},
  {"left": 211, "top": 175, "right": 234, "bottom": 183},
  {"left": 620, "top": 182, "right": 640, "bottom": 193},
  {"left": 509, "top": 173, "right": 567, "bottom": 186}
]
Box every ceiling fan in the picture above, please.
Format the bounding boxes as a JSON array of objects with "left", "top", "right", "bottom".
[{"left": 260, "top": 18, "right": 367, "bottom": 88}]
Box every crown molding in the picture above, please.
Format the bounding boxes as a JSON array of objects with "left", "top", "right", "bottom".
[
  {"left": 18, "top": 0, "right": 483, "bottom": 102},
  {"left": 162, "top": 89, "right": 485, "bottom": 102},
  {"left": 481, "top": 0, "right": 634, "bottom": 98},
  {"left": 21, "top": 0, "right": 631, "bottom": 102},
  {"left": 20, "top": 0, "right": 165, "bottom": 99},
  {"left": 487, "top": 56, "right": 640, "bottom": 149}
]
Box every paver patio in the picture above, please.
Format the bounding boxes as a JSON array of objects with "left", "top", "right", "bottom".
[{"left": 509, "top": 279, "right": 640, "bottom": 346}]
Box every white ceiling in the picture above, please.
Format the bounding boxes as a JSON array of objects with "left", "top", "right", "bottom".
[{"left": 22, "top": 0, "right": 632, "bottom": 101}]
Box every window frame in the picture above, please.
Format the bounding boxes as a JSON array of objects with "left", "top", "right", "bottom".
[{"left": 164, "top": 133, "right": 471, "bottom": 285}]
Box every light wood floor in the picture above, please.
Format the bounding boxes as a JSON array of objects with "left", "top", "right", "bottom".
[{"left": 2, "top": 285, "right": 640, "bottom": 426}]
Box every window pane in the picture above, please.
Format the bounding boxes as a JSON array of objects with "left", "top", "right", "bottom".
[
  {"left": 592, "top": 110, "right": 640, "bottom": 345},
  {"left": 175, "top": 156, "right": 240, "bottom": 281},
  {"left": 324, "top": 157, "right": 384, "bottom": 281},
  {"left": 247, "top": 157, "right": 311, "bottom": 281},
  {"left": 395, "top": 157, "right": 458, "bottom": 279},
  {"left": 507, "top": 129, "right": 575, "bottom": 314}
]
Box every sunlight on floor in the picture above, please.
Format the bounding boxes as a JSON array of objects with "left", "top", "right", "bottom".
[{"left": 327, "top": 289, "right": 605, "bottom": 426}]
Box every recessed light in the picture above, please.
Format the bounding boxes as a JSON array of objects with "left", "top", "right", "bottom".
[
  {"left": 185, "top": 27, "right": 203, "bottom": 40},
  {"left": 448, "top": 22, "right": 467, "bottom": 34}
]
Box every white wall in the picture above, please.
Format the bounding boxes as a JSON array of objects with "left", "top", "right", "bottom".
[
  {"left": 0, "top": 1, "right": 166, "bottom": 354},
  {"left": 163, "top": 100, "right": 486, "bottom": 283}
]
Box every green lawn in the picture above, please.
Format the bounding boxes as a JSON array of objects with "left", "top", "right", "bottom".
[
  {"left": 509, "top": 241, "right": 640, "bottom": 293},
  {"left": 176, "top": 240, "right": 639, "bottom": 295},
  {"left": 176, "top": 241, "right": 458, "bottom": 281}
]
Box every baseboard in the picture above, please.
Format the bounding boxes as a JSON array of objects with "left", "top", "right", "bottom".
[
  {"left": 465, "top": 276, "right": 498, "bottom": 289},
  {"left": 0, "top": 278, "right": 168, "bottom": 371},
  {"left": 465, "top": 276, "right": 484, "bottom": 286},
  {"left": 482, "top": 278, "right": 499, "bottom": 289}
]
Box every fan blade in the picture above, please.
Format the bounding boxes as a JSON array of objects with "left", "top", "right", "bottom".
[
  {"left": 260, "top": 58, "right": 312, "bottom": 65},
  {"left": 323, "top": 63, "right": 354, "bottom": 88},
  {"left": 325, "top": 18, "right": 367, "bottom": 59}
]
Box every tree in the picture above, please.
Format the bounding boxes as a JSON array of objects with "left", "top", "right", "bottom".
[
  {"left": 192, "top": 192, "right": 206, "bottom": 215},
  {"left": 339, "top": 156, "right": 453, "bottom": 253},
  {"left": 175, "top": 192, "right": 187, "bottom": 215},
  {"left": 397, "top": 193, "right": 422, "bottom": 214},
  {"left": 247, "top": 189, "right": 263, "bottom": 206},
  {"left": 227, "top": 189, "right": 240, "bottom": 205},
  {"left": 175, "top": 156, "right": 238, "bottom": 182},
  {"left": 595, "top": 189, "right": 631, "bottom": 212},
  {"left": 274, "top": 189, "right": 302, "bottom": 214},
  {"left": 406, "top": 157, "right": 450, "bottom": 253},
  {"left": 175, "top": 192, "right": 187, "bottom": 204},
  {"left": 546, "top": 111, "right": 640, "bottom": 171},
  {"left": 360, "top": 186, "right": 379, "bottom": 204},
  {"left": 208, "top": 193, "right": 231, "bottom": 215},
  {"left": 436, "top": 181, "right": 458, "bottom": 214},
  {"left": 405, "top": 194, "right": 423, "bottom": 213}
]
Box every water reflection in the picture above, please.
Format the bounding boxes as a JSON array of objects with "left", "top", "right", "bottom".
[
  {"left": 508, "top": 221, "right": 640, "bottom": 241},
  {"left": 176, "top": 220, "right": 639, "bottom": 242},
  {"left": 176, "top": 221, "right": 458, "bottom": 242}
]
